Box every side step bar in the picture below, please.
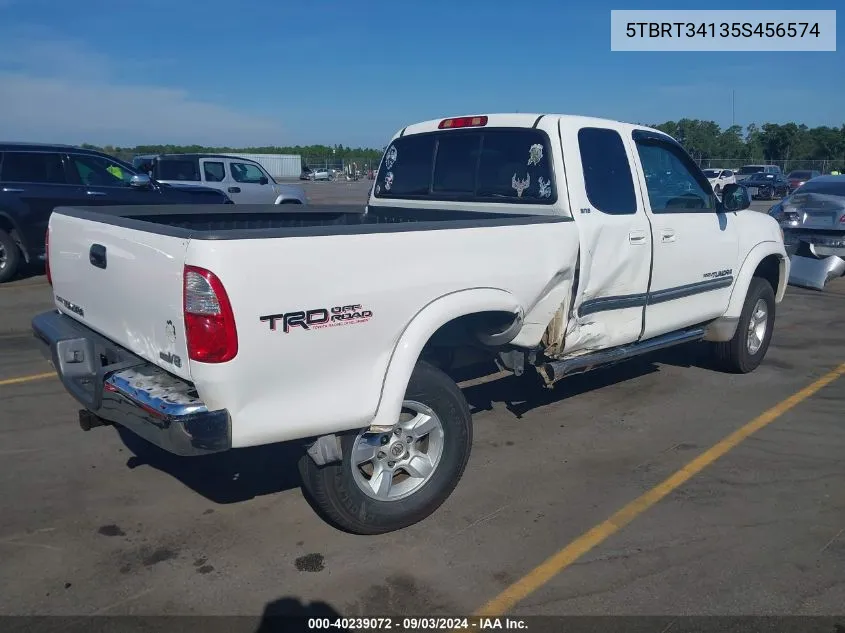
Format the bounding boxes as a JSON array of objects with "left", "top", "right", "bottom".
[{"left": 537, "top": 327, "right": 706, "bottom": 387}]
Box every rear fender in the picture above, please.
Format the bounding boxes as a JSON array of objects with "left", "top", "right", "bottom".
[{"left": 369, "top": 288, "right": 522, "bottom": 430}]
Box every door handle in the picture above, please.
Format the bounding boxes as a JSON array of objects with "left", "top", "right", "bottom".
[
  {"left": 2, "top": 187, "right": 24, "bottom": 193},
  {"left": 660, "top": 229, "right": 676, "bottom": 243},
  {"left": 628, "top": 230, "right": 647, "bottom": 245},
  {"left": 86, "top": 191, "right": 107, "bottom": 197},
  {"left": 228, "top": 187, "right": 241, "bottom": 193}
]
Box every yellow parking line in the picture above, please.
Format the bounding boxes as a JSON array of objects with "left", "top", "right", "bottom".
[
  {"left": 473, "top": 362, "right": 845, "bottom": 616},
  {"left": 0, "top": 372, "right": 56, "bottom": 387}
]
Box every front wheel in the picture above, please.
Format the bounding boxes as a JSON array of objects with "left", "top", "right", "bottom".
[
  {"left": 299, "top": 360, "right": 473, "bottom": 534},
  {"left": 711, "top": 277, "right": 776, "bottom": 374}
]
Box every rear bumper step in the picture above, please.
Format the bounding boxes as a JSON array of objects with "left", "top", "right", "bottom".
[{"left": 31, "top": 310, "right": 231, "bottom": 457}]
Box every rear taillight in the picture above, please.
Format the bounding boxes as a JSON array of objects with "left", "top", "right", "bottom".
[
  {"left": 183, "top": 265, "right": 238, "bottom": 363},
  {"left": 840, "top": 214, "right": 845, "bottom": 224},
  {"left": 45, "top": 229, "right": 52, "bottom": 286}
]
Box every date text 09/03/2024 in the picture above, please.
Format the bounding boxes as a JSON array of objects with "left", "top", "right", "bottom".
[{"left": 306, "top": 617, "right": 528, "bottom": 630}]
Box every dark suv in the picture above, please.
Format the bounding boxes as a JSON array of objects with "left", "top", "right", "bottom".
[{"left": 0, "top": 143, "right": 232, "bottom": 283}]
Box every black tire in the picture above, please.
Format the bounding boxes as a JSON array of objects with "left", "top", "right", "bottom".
[
  {"left": 0, "top": 229, "right": 21, "bottom": 284},
  {"left": 712, "top": 277, "right": 776, "bottom": 374},
  {"left": 299, "top": 360, "right": 473, "bottom": 535},
  {"left": 279, "top": 199, "right": 302, "bottom": 204}
]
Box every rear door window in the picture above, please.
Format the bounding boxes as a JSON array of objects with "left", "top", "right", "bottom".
[
  {"left": 157, "top": 158, "right": 201, "bottom": 181},
  {"left": 203, "top": 161, "right": 226, "bottom": 182},
  {"left": 1, "top": 152, "right": 67, "bottom": 184},
  {"left": 578, "top": 127, "right": 637, "bottom": 215},
  {"left": 374, "top": 128, "right": 556, "bottom": 204}
]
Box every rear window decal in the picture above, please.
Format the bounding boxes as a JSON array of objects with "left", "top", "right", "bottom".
[
  {"left": 384, "top": 171, "right": 394, "bottom": 191},
  {"left": 512, "top": 173, "right": 530, "bottom": 198},
  {"left": 538, "top": 176, "right": 552, "bottom": 198},
  {"left": 528, "top": 143, "right": 544, "bottom": 166},
  {"left": 384, "top": 145, "right": 398, "bottom": 170}
]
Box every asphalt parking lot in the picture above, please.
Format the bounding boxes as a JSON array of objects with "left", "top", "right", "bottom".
[{"left": 1, "top": 184, "right": 844, "bottom": 619}]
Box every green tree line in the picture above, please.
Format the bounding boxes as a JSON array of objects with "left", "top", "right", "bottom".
[
  {"left": 646, "top": 120, "right": 845, "bottom": 171},
  {"left": 83, "top": 119, "right": 845, "bottom": 172}
]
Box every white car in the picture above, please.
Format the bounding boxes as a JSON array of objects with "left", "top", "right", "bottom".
[
  {"left": 702, "top": 168, "right": 737, "bottom": 194},
  {"left": 310, "top": 168, "right": 334, "bottom": 181},
  {"left": 150, "top": 153, "right": 308, "bottom": 205},
  {"left": 34, "top": 112, "right": 789, "bottom": 535}
]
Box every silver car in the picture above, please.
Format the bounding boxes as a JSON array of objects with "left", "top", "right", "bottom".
[
  {"left": 769, "top": 175, "right": 845, "bottom": 289},
  {"left": 149, "top": 153, "right": 308, "bottom": 204}
]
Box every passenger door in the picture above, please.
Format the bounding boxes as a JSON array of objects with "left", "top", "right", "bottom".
[
  {"left": 225, "top": 160, "right": 275, "bottom": 203},
  {"left": 629, "top": 130, "right": 739, "bottom": 340},
  {"left": 0, "top": 151, "right": 84, "bottom": 256},
  {"left": 67, "top": 153, "right": 160, "bottom": 206},
  {"left": 558, "top": 121, "right": 654, "bottom": 352}
]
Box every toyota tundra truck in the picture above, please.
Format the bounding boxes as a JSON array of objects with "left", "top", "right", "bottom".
[{"left": 32, "top": 113, "right": 789, "bottom": 535}]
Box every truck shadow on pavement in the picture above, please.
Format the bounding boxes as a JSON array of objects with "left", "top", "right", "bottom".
[
  {"left": 116, "top": 427, "right": 308, "bottom": 504},
  {"left": 115, "top": 342, "right": 716, "bottom": 506}
]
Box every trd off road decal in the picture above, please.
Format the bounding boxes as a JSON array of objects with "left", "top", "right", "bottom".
[
  {"left": 703, "top": 269, "right": 733, "bottom": 279},
  {"left": 260, "top": 304, "right": 374, "bottom": 334}
]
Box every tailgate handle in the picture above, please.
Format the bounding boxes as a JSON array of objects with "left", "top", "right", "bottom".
[{"left": 89, "top": 244, "right": 107, "bottom": 269}]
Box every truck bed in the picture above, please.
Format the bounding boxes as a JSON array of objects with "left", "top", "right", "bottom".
[{"left": 53, "top": 204, "right": 568, "bottom": 239}]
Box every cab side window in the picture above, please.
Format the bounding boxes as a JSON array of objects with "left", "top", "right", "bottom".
[
  {"left": 634, "top": 138, "right": 715, "bottom": 212},
  {"left": 577, "top": 127, "right": 637, "bottom": 215}
]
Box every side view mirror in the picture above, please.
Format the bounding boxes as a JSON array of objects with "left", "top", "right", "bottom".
[
  {"left": 129, "top": 173, "right": 152, "bottom": 189},
  {"left": 259, "top": 176, "right": 269, "bottom": 185},
  {"left": 720, "top": 182, "right": 750, "bottom": 212}
]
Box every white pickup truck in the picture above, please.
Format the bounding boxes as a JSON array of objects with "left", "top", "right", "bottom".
[{"left": 33, "top": 113, "right": 789, "bottom": 535}]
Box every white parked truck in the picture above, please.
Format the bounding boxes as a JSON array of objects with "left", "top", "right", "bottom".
[{"left": 33, "top": 113, "right": 789, "bottom": 534}]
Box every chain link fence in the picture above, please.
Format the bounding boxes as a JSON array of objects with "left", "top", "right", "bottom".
[{"left": 301, "top": 154, "right": 380, "bottom": 175}]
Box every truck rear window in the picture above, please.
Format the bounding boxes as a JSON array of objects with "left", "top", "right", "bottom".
[{"left": 373, "top": 128, "right": 557, "bottom": 204}]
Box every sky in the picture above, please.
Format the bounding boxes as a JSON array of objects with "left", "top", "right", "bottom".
[{"left": 0, "top": 0, "right": 842, "bottom": 149}]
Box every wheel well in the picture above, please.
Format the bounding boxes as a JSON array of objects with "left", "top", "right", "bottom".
[
  {"left": 0, "top": 214, "right": 27, "bottom": 260},
  {"left": 752, "top": 254, "right": 781, "bottom": 293},
  {"left": 419, "top": 311, "right": 520, "bottom": 372},
  {"left": 0, "top": 214, "right": 14, "bottom": 234}
]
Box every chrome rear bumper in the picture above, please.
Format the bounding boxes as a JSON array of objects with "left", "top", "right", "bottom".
[{"left": 31, "top": 310, "right": 230, "bottom": 456}]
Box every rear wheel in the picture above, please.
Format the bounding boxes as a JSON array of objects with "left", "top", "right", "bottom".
[
  {"left": 299, "top": 360, "right": 473, "bottom": 535},
  {"left": 0, "top": 229, "right": 21, "bottom": 284},
  {"left": 711, "top": 277, "right": 776, "bottom": 374}
]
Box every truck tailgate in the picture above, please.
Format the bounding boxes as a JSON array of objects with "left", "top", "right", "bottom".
[{"left": 48, "top": 211, "right": 192, "bottom": 381}]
